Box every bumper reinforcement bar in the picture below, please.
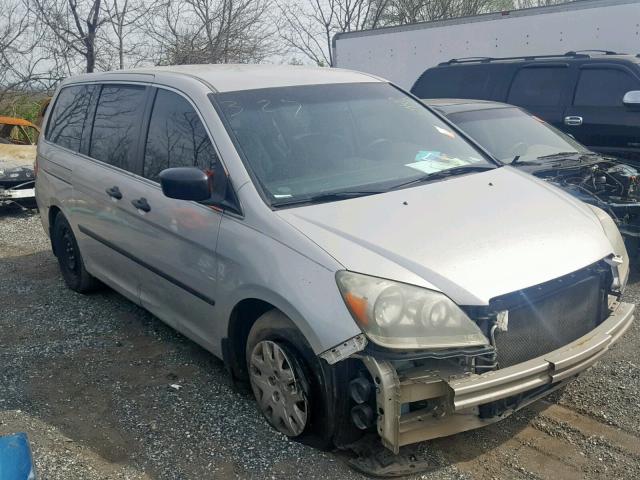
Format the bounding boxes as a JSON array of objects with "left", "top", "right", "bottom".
[{"left": 360, "top": 301, "right": 634, "bottom": 453}]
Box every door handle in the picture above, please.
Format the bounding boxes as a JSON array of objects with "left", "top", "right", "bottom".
[
  {"left": 105, "top": 186, "right": 122, "bottom": 200},
  {"left": 564, "top": 116, "right": 583, "bottom": 126},
  {"left": 131, "top": 197, "right": 151, "bottom": 213}
]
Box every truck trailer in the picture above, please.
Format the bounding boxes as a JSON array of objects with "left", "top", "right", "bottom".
[{"left": 333, "top": 0, "right": 640, "bottom": 89}]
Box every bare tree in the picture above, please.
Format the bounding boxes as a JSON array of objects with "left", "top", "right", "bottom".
[
  {"left": 0, "top": 0, "right": 34, "bottom": 93},
  {"left": 513, "top": 0, "right": 568, "bottom": 8},
  {"left": 383, "top": 0, "right": 499, "bottom": 24},
  {"left": 103, "top": 0, "right": 156, "bottom": 69},
  {"left": 278, "top": 0, "right": 389, "bottom": 66},
  {"left": 146, "top": 0, "right": 278, "bottom": 66},
  {"left": 0, "top": 0, "right": 66, "bottom": 100},
  {"left": 31, "top": 0, "right": 106, "bottom": 73}
]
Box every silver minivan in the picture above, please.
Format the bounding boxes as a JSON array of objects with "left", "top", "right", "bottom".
[{"left": 35, "top": 65, "right": 634, "bottom": 453}]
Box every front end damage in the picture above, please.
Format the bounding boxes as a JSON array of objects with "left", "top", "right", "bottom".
[
  {"left": 0, "top": 144, "right": 36, "bottom": 207},
  {"left": 324, "top": 260, "right": 635, "bottom": 454},
  {"left": 532, "top": 159, "right": 640, "bottom": 238}
]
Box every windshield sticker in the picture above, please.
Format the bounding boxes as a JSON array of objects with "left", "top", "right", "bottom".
[
  {"left": 414, "top": 150, "right": 441, "bottom": 162},
  {"left": 434, "top": 125, "right": 456, "bottom": 139},
  {"left": 405, "top": 155, "right": 468, "bottom": 174},
  {"left": 273, "top": 194, "right": 293, "bottom": 199}
]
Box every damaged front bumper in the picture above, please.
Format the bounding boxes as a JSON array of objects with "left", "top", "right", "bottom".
[
  {"left": 359, "top": 301, "right": 634, "bottom": 454},
  {"left": 0, "top": 184, "right": 35, "bottom": 204}
]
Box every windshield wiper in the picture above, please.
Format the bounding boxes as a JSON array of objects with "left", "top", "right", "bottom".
[
  {"left": 508, "top": 156, "right": 541, "bottom": 166},
  {"left": 536, "top": 151, "right": 582, "bottom": 160},
  {"left": 272, "top": 190, "right": 383, "bottom": 207},
  {"left": 389, "top": 164, "right": 497, "bottom": 191}
]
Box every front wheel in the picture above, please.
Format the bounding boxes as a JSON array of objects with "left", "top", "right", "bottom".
[
  {"left": 245, "top": 310, "right": 335, "bottom": 448},
  {"left": 248, "top": 339, "right": 309, "bottom": 436}
]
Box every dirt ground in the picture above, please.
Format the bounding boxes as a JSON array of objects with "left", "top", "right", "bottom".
[{"left": 1, "top": 208, "right": 640, "bottom": 479}]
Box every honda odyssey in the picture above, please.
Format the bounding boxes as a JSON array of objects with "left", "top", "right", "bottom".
[{"left": 35, "top": 65, "right": 634, "bottom": 453}]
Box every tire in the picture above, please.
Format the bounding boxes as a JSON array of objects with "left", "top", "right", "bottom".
[
  {"left": 245, "top": 310, "right": 334, "bottom": 449},
  {"left": 52, "top": 213, "right": 101, "bottom": 293}
]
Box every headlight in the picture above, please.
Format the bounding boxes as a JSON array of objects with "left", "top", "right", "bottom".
[
  {"left": 0, "top": 167, "right": 31, "bottom": 179},
  {"left": 589, "top": 205, "right": 629, "bottom": 291},
  {"left": 336, "top": 271, "right": 489, "bottom": 350}
]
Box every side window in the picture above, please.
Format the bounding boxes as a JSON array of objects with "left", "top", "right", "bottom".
[
  {"left": 45, "top": 85, "right": 97, "bottom": 152},
  {"left": 89, "top": 85, "right": 147, "bottom": 171},
  {"left": 574, "top": 69, "right": 639, "bottom": 107},
  {"left": 143, "top": 89, "right": 219, "bottom": 182},
  {"left": 412, "top": 66, "right": 493, "bottom": 100},
  {"left": 507, "top": 67, "right": 570, "bottom": 107}
]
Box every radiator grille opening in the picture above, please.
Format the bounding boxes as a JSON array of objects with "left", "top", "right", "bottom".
[{"left": 493, "top": 275, "right": 603, "bottom": 367}]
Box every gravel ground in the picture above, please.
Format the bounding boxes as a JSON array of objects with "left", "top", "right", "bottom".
[{"left": 1, "top": 207, "right": 639, "bottom": 479}]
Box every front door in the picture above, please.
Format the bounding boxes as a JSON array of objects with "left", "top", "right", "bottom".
[
  {"left": 113, "top": 87, "right": 224, "bottom": 351},
  {"left": 563, "top": 64, "right": 640, "bottom": 162},
  {"left": 506, "top": 64, "right": 574, "bottom": 130}
]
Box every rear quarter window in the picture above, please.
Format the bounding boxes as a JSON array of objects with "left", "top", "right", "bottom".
[{"left": 45, "top": 85, "right": 98, "bottom": 152}]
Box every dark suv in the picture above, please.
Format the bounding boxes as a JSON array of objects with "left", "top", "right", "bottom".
[{"left": 411, "top": 51, "right": 640, "bottom": 162}]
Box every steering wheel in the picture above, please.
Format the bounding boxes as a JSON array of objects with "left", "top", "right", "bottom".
[
  {"left": 509, "top": 141, "right": 528, "bottom": 160},
  {"left": 292, "top": 132, "right": 348, "bottom": 145},
  {"left": 363, "top": 138, "right": 393, "bottom": 161}
]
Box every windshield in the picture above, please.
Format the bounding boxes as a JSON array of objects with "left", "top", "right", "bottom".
[
  {"left": 446, "top": 107, "right": 589, "bottom": 164},
  {"left": 213, "top": 83, "right": 492, "bottom": 206}
]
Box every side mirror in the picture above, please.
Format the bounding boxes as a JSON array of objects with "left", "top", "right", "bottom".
[
  {"left": 159, "top": 167, "right": 211, "bottom": 201},
  {"left": 623, "top": 90, "right": 640, "bottom": 108}
]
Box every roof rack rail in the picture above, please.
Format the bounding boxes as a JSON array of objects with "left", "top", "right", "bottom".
[
  {"left": 443, "top": 56, "right": 494, "bottom": 64},
  {"left": 565, "top": 49, "right": 622, "bottom": 55},
  {"left": 438, "top": 52, "right": 589, "bottom": 66}
]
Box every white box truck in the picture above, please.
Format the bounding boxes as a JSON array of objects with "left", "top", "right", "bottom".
[{"left": 333, "top": 0, "right": 640, "bottom": 89}]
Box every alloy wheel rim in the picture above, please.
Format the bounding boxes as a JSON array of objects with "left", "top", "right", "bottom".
[{"left": 249, "top": 340, "right": 308, "bottom": 436}]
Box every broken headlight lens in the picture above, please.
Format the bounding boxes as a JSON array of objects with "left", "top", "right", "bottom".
[
  {"left": 336, "top": 271, "right": 489, "bottom": 349},
  {"left": 0, "top": 167, "right": 32, "bottom": 179},
  {"left": 589, "top": 205, "right": 630, "bottom": 291}
]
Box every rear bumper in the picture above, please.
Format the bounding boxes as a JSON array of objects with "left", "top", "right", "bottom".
[{"left": 361, "top": 301, "right": 634, "bottom": 453}]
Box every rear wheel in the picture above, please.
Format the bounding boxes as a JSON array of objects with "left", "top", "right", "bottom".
[{"left": 52, "top": 214, "right": 101, "bottom": 293}]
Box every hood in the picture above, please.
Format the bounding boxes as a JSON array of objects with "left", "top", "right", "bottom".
[
  {"left": 277, "top": 166, "right": 614, "bottom": 305},
  {"left": 0, "top": 145, "right": 36, "bottom": 169}
]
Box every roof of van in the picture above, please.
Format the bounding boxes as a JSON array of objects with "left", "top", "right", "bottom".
[{"left": 66, "top": 64, "right": 385, "bottom": 92}]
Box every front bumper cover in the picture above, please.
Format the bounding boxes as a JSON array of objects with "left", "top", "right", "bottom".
[
  {"left": 360, "top": 301, "right": 634, "bottom": 453},
  {"left": 0, "top": 186, "right": 35, "bottom": 202}
]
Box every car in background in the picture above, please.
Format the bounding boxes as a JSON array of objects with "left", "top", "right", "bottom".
[
  {"left": 426, "top": 99, "right": 640, "bottom": 249},
  {"left": 0, "top": 116, "right": 40, "bottom": 208},
  {"left": 411, "top": 51, "right": 640, "bottom": 162}
]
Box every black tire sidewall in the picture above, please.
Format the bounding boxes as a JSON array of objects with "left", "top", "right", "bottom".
[
  {"left": 52, "top": 214, "right": 96, "bottom": 292},
  {"left": 246, "top": 311, "right": 333, "bottom": 449}
]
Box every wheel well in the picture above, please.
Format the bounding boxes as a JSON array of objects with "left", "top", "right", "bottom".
[
  {"left": 48, "top": 206, "right": 62, "bottom": 255},
  {"left": 225, "top": 298, "right": 274, "bottom": 381}
]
